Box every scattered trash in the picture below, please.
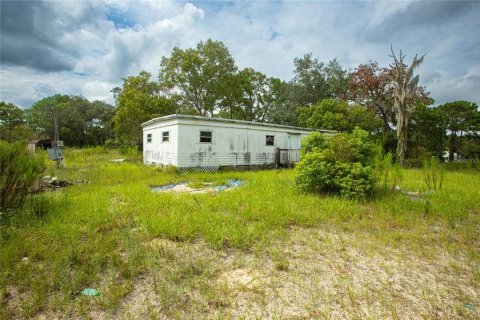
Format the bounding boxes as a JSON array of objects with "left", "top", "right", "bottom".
[
  {"left": 227, "top": 179, "right": 243, "bottom": 187},
  {"left": 215, "top": 179, "right": 243, "bottom": 191},
  {"left": 464, "top": 303, "right": 474, "bottom": 310},
  {"left": 110, "top": 158, "right": 126, "bottom": 162},
  {"left": 215, "top": 185, "right": 230, "bottom": 191},
  {"left": 32, "top": 176, "right": 89, "bottom": 192},
  {"left": 394, "top": 185, "right": 432, "bottom": 201},
  {"left": 82, "top": 288, "right": 101, "bottom": 296},
  {"left": 22, "top": 257, "right": 28, "bottom": 262}
]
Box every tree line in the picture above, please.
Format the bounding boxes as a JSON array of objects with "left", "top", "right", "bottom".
[{"left": 1, "top": 39, "right": 479, "bottom": 164}]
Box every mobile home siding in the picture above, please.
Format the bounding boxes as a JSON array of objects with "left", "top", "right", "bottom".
[
  {"left": 141, "top": 115, "right": 332, "bottom": 168},
  {"left": 143, "top": 119, "right": 178, "bottom": 166},
  {"left": 176, "top": 118, "right": 309, "bottom": 168}
]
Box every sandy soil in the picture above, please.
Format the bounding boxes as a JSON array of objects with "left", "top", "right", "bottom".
[{"left": 53, "top": 226, "right": 479, "bottom": 320}]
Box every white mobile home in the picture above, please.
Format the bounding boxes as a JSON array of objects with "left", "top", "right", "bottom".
[{"left": 141, "top": 114, "right": 333, "bottom": 170}]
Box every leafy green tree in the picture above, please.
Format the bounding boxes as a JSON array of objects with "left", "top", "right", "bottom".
[
  {"left": 159, "top": 39, "right": 237, "bottom": 117},
  {"left": 0, "top": 102, "right": 29, "bottom": 142},
  {"left": 290, "top": 54, "right": 349, "bottom": 108},
  {"left": 437, "top": 100, "right": 479, "bottom": 161},
  {"left": 297, "top": 99, "right": 381, "bottom": 133},
  {"left": 290, "top": 53, "right": 328, "bottom": 107},
  {"left": 460, "top": 136, "right": 480, "bottom": 160},
  {"left": 263, "top": 79, "right": 297, "bottom": 125},
  {"left": 28, "top": 94, "right": 115, "bottom": 147},
  {"left": 407, "top": 103, "right": 444, "bottom": 161},
  {"left": 28, "top": 94, "right": 71, "bottom": 140},
  {"left": 113, "top": 70, "right": 177, "bottom": 146},
  {"left": 325, "top": 59, "right": 350, "bottom": 99},
  {"left": 218, "top": 68, "right": 283, "bottom": 123}
]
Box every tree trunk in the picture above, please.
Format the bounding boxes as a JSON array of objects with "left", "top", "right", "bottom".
[
  {"left": 449, "top": 130, "right": 457, "bottom": 161},
  {"left": 379, "top": 108, "right": 391, "bottom": 134},
  {"left": 396, "top": 105, "right": 409, "bottom": 166}
]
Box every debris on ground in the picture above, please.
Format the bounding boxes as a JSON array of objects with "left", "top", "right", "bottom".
[
  {"left": 394, "top": 185, "right": 434, "bottom": 201},
  {"left": 465, "top": 303, "right": 474, "bottom": 310},
  {"left": 81, "top": 288, "right": 101, "bottom": 296},
  {"left": 215, "top": 179, "right": 243, "bottom": 191},
  {"left": 32, "top": 176, "right": 89, "bottom": 192},
  {"left": 110, "top": 158, "right": 126, "bottom": 162},
  {"left": 151, "top": 179, "right": 244, "bottom": 194}
]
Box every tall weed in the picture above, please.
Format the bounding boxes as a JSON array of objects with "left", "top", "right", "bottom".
[
  {"left": 0, "top": 142, "right": 45, "bottom": 211},
  {"left": 422, "top": 157, "right": 444, "bottom": 190},
  {"left": 374, "top": 150, "right": 403, "bottom": 191}
]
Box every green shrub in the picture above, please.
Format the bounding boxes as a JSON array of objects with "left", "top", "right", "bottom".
[
  {"left": 442, "top": 160, "right": 480, "bottom": 171},
  {"left": 296, "top": 128, "right": 375, "bottom": 199},
  {"left": 0, "top": 142, "right": 45, "bottom": 210},
  {"left": 300, "top": 132, "right": 327, "bottom": 157},
  {"left": 337, "top": 162, "right": 375, "bottom": 198}
]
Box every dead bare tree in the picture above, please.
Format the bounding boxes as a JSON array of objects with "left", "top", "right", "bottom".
[{"left": 389, "top": 48, "right": 425, "bottom": 166}]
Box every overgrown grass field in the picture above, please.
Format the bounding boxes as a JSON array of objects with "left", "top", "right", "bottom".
[{"left": 1, "top": 148, "right": 479, "bottom": 319}]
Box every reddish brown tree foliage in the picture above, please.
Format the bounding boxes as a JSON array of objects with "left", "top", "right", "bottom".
[{"left": 349, "top": 62, "right": 394, "bottom": 133}]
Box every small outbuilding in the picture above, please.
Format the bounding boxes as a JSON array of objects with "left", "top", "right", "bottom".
[
  {"left": 27, "top": 139, "right": 53, "bottom": 152},
  {"left": 141, "top": 114, "right": 333, "bottom": 170}
]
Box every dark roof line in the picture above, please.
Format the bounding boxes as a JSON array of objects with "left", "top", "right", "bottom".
[{"left": 141, "top": 114, "right": 335, "bottom": 133}]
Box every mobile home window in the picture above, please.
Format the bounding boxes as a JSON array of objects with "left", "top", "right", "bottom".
[
  {"left": 162, "top": 131, "right": 169, "bottom": 142},
  {"left": 146, "top": 133, "right": 152, "bottom": 143},
  {"left": 200, "top": 131, "right": 212, "bottom": 143},
  {"left": 266, "top": 135, "right": 274, "bottom": 146}
]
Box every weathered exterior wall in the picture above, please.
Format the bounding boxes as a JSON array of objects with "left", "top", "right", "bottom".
[
  {"left": 142, "top": 119, "right": 178, "bottom": 166},
  {"left": 176, "top": 118, "right": 311, "bottom": 168}
]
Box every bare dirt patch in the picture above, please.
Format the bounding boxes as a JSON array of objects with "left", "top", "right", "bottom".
[{"left": 30, "top": 227, "right": 479, "bottom": 319}]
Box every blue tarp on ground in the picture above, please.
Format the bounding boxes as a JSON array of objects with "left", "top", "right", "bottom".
[{"left": 215, "top": 179, "right": 244, "bottom": 191}]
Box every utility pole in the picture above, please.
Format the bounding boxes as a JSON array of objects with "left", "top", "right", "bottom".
[{"left": 48, "top": 104, "right": 64, "bottom": 168}]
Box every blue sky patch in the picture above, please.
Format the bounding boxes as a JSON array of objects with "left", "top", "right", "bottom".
[{"left": 106, "top": 6, "right": 136, "bottom": 29}]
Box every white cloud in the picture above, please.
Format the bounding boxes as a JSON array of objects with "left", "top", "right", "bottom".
[
  {"left": 368, "top": 1, "right": 413, "bottom": 26},
  {"left": 0, "top": 0, "right": 479, "bottom": 108},
  {"left": 82, "top": 80, "right": 117, "bottom": 103}
]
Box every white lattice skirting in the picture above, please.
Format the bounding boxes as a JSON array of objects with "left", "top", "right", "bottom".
[{"left": 178, "top": 166, "right": 220, "bottom": 172}]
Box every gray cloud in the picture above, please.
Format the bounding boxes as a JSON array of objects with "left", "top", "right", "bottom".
[
  {"left": 0, "top": 1, "right": 106, "bottom": 72},
  {"left": 365, "top": 1, "right": 476, "bottom": 42},
  {"left": 0, "top": 0, "right": 479, "bottom": 108}
]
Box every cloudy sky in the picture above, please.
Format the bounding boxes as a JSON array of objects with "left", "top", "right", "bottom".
[{"left": 1, "top": 0, "right": 479, "bottom": 108}]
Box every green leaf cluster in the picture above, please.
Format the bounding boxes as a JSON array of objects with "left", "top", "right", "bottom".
[
  {"left": 0, "top": 102, "right": 29, "bottom": 142},
  {"left": 28, "top": 95, "right": 114, "bottom": 147},
  {"left": 298, "top": 99, "right": 382, "bottom": 133},
  {"left": 296, "top": 128, "right": 376, "bottom": 198},
  {"left": 112, "top": 71, "right": 176, "bottom": 146}
]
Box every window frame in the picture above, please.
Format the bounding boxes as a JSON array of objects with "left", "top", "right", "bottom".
[
  {"left": 265, "top": 135, "right": 275, "bottom": 146},
  {"left": 162, "top": 131, "right": 170, "bottom": 143},
  {"left": 199, "top": 130, "right": 213, "bottom": 143},
  {"left": 146, "top": 133, "right": 152, "bottom": 143}
]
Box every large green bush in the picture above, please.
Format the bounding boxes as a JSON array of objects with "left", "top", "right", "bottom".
[
  {"left": 0, "top": 142, "right": 45, "bottom": 210},
  {"left": 296, "top": 128, "right": 376, "bottom": 198}
]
